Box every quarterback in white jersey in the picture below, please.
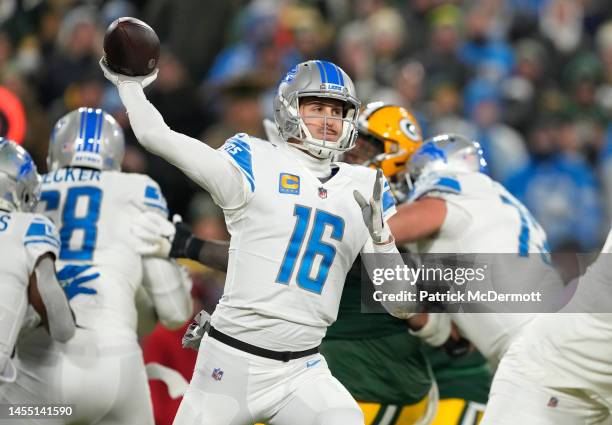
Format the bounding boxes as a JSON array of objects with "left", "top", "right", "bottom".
[
  {"left": 0, "top": 139, "right": 74, "bottom": 387},
  {"left": 482, "top": 233, "right": 612, "bottom": 425},
  {"left": 387, "top": 134, "right": 561, "bottom": 367},
  {"left": 101, "top": 56, "right": 404, "bottom": 425},
  {"left": 1, "top": 109, "right": 192, "bottom": 425}
]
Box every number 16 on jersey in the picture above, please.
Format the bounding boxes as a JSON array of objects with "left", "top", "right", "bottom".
[{"left": 276, "top": 204, "right": 345, "bottom": 294}]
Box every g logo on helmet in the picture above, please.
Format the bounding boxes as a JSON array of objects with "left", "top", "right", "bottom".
[{"left": 399, "top": 118, "right": 420, "bottom": 142}]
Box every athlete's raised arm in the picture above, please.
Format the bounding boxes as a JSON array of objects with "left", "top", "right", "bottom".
[{"left": 100, "top": 60, "right": 249, "bottom": 210}]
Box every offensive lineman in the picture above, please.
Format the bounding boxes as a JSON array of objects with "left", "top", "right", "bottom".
[
  {"left": 0, "top": 109, "right": 192, "bottom": 424},
  {"left": 481, "top": 232, "right": 612, "bottom": 425},
  {"left": 101, "top": 56, "right": 409, "bottom": 425},
  {"left": 0, "top": 139, "right": 75, "bottom": 386},
  {"left": 387, "top": 134, "right": 562, "bottom": 424}
]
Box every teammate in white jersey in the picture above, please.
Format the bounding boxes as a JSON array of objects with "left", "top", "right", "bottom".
[
  {"left": 374, "top": 134, "right": 561, "bottom": 425},
  {"left": 0, "top": 139, "right": 74, "bottom": 387},
  {"left": 101, "top": 56, "right": 408, "bottom": 425},
  {"left": 481, "top": 233, "right": 612, "bottom": 425},
  {"left": 0, "top": 108, "right": 192, "bottom": 424},
  {"left": 385, "top": 133, "right": 560, "bottom": 365}
]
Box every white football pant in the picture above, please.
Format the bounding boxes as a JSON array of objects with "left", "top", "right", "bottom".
[{"left": 173, "top": 334, "right": 364, "bottom": 425}]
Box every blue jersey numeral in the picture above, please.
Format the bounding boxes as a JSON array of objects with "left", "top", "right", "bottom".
[
  {"left": 500, "top": 194, "right": 550, "bottom": 264},
  {"left": 276, "top": 205, "right": 345, "bottom": 294},
  {"left": 0, "top": 214, "right": 10, "bottom": 232},
  {"left": 40, "top": 190, "right": 60, "bottom": 211},
  {"left": 41, "top": 186, "right": 103, "bottom": 261}
]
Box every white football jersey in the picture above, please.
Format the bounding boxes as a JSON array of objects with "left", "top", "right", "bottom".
[
  {"left": 407, "top": 170, "right": 549, "bottom": 254},
  {"left": 505, "top": 248, "right": 612, "bottom": 400},
  {"left": 508, "top": 313, "right": 612, "bottom": 400},
  {"left": 0, "top": 212, "right": 59, "bottom": 374},
  {"left": 406, "top": 170, "right": 557, "bottom": 365},
  {"left": 37, "top": 168, "right": 169, "bottom": 341},
  {"left": 211, "top": 134, "right": 396, "bottom": 351}
]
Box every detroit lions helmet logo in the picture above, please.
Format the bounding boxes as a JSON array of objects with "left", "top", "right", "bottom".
[
  {"left": 281, "top": 65, "right": 298, "bottom": 84},
  {"left": 415, "top": 142, "right": 447, "bottom": 163}
]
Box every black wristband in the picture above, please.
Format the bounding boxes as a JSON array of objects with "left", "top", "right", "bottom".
[{"left": 186, "top": 237, "right": 205, "bottom": 262}]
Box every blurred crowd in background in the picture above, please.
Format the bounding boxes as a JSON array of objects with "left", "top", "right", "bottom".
[
  {"left": 1, "top": 0, "right": 612, "bottom": 251},
  {"left": 2, "top": 1, "right": 612, "bottom": 423}
]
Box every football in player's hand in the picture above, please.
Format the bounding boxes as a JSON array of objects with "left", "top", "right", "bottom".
[{"left": 103, "top": 17, "right": 160, "bottom": 77}]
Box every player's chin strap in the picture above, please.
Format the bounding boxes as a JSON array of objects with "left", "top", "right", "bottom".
[{"left": 35, "top": 256, "right": 76, "bottom": 343}]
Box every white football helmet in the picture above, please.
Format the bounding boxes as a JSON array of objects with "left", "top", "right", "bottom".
[
  {"left": 274, "top": 60, "right": 361, "bottom": 159},
  {"left": 47, "top": 107, "right": 125, "bottom": 171},
  {"left": 408, "top": 133, "right": 488, "bottom": 182},
  {"left": 0, "top": 138, "right": 41, "bottom": 212}
]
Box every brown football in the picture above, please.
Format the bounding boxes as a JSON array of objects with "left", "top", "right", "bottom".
[{"left": 103, "top": 17, "right": 160, "bottom": 77}]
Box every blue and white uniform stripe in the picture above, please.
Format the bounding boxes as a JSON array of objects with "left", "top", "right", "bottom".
[
  {"left": 314, "top": 60, "right": 345, "bottom": 90},
  {"left": 76, "top": 108, "right": 104, "bottom": 154},
  {"left": 24, "top": 218, "right": 60, "bottom": 248},
  {"left": 409, "top": 174, "right": 462, "bottom": 202},
  {"left": 144, "top": 184, "right": 169, "bottom": 214},
  {"left": 222, "top": 137, "right": 255, "bottom": 192}
]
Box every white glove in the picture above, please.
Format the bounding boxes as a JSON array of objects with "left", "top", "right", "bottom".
[
  {"left": 408, "top": 313, "right": 452, "bottom": 347},
  {"left": 354, "top": 168, "right": 392, "bottom": 245},
  {"left": 131, "top": 211, "right": 176, "bottom": 257},
  {"left": 99, "top": 57, "right": 158, "bottom": 88}
]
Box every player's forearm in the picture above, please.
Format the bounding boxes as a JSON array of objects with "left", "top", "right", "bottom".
[
  {"left": 171, "top": 236, "right": 229, "bottom": 272},
  {"left": 388, "top": 198, "right": 447, "bottom": 244},
  {"left": 362, "top": 239, "right": 420, "bottom": 318},
  {"left": 193, "top": 239, "right": 229, "bottom": 273},
  {"left": 32, "top": 255, "right": 76, "bottom": 343},
  {"left": 141, "top": 258, "right": 193, "bottom": 329},
  {"left": 169, "top": 222, "right": 229, "bottom": 272},
  {"left": 117, "top": 83, "right": 246, "bottom": 207}
]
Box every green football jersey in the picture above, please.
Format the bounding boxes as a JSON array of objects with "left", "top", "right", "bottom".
[
  {"left": 422, "top": 344, "right": 492, "bottom": 404},
  {"left": 322, "top": 261, "right": 433, "bottom": 404}
]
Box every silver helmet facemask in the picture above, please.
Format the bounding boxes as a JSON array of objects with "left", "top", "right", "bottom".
[
  {"left": 0, "top": 138, "right": 41, "bottom": 213},
  {"left": 407, "top": 133, "right": 488, "bottom": 191},
  {"left": 274, "top": 61, "right": 361, "bottom": 159},
  {"left": 47, "top": 107, "right": 125, "bottom": 171}
]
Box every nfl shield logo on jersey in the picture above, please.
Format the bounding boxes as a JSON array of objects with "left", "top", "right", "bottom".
[
  {"left": 318, "top": 187, "right": 327, "bottom": 199},
  {"left": 547, "top": 397, "right": 558, "bottom": 408},
  {"left": 212, "top": 368, "right": 224, "bottom": 381}
]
